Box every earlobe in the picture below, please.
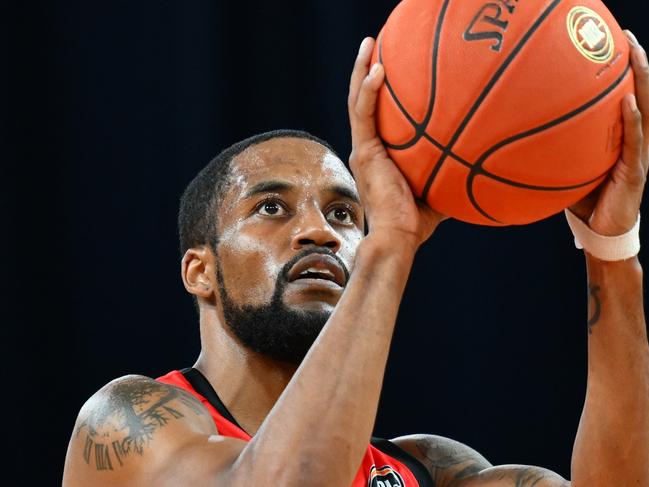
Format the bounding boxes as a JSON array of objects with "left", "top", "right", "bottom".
[{"left": 181, "top": 247, "right": 215, "bottom": 299}]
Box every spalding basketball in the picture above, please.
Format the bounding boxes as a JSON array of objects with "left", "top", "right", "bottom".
[{"left": 372, "top": 0, "right": 634, "bottom": 226}]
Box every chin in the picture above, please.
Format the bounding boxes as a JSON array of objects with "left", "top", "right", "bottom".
[
  {"left": 288, "top": 300, "right": 336, "bottom": 314},
  {"left": 282, "top": 285, "right": 341, "bottom": 312}
]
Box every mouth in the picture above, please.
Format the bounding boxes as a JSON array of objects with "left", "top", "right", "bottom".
[{"left": 286, "top": 254, "right": 346, "bottom": 288}]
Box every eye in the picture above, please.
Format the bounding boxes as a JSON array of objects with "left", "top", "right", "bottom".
[
  {"left": 257, "top": 200, "right": 287, "bottom": 217},
  {"left": 326, "top": 206, "right": 355, "bottom": 225}
]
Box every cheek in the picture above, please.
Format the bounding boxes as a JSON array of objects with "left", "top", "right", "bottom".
[
  {"left": 338, "top": 229, "right": 363, "bottom": 272},
  {"left": 217, "top": 226, "right": 284, "bottom": 305}
]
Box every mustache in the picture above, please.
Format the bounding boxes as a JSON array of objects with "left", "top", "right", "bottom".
[{"left": 280, "top": 248, "right": 350, "bottom": 285}]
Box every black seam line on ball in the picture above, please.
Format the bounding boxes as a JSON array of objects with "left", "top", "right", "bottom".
[
  {"left": 379, "top": 0, "right": 450, "bottom": 151},
  {"left": 421, "top": 0, "right": 564, "bottom": 201},
  {"left": 467, "top": 169, "right": 608, "bottom": 223},
  {"left": 465, "top": 63, "right": 631, "bottom": 223},
  {"left": 425, "top": 131, "right": 606, "bottom": 191}
]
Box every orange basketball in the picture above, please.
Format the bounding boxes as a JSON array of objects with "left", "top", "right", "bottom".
[{"left": 372, "top": 0, "right": 634, "bottom": 226}]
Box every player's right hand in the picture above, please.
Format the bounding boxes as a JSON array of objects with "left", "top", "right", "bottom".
[{"left": 348, "top": 37, "right": 446, "bottom": 251}]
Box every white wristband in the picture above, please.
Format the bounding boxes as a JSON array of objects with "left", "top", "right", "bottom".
[{"left": 564, "top": 209, "right": 641, "bottom": 261}]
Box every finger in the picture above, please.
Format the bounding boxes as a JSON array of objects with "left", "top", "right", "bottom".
[
  {"left": 348, "top": 37, "right": 375, "bottom": 116},
  {"left": 616, "top": 94, "right": 645, "bottom": 186},
  {"left": 351, "top": 63, "right": 385, "bottom": 145},
  {"left": 625, "top": 31, "right": 649, "bottom": 146}
]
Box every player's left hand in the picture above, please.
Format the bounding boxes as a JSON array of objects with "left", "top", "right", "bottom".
[{"left": 570, "top": 31, "right": 649, "bottom": 236}]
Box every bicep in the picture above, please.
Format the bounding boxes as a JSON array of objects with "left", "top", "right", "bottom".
[
  {"left": 62, "top": 375, "right": 246, "bottom": 487},
  {"left": 392, "top": 434, "right": 569, "bottom": 487}
]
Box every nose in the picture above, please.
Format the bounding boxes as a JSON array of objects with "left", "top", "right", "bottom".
[{"left": 291, "top": 209, "right": 341, "bottom": 252}]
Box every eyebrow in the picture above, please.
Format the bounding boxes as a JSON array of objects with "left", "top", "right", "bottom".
[
  {"left": 326, "top": 184, "right": 361, "bottom": 205},
  {"left": 243, "top": 180, "right": 294, "bottom": 199},
  {"left": 243, "top": 179, "right": 361, "bottom": 205}
]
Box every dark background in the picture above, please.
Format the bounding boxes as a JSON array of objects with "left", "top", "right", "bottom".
[{"left": 4, "top": 0, "right": 648, "bottom": 485}]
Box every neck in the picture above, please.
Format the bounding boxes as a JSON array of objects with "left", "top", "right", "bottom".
[{"left": 194, "top": 308, "right": 297, "bottom": 436}]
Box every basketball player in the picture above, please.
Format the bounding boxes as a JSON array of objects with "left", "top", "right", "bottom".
[{"left": 63, "top": 33, "right": 649, "bottom": 486}]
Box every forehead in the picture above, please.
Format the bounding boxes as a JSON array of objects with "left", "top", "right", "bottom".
[{"left": 227, "top": 137, "right": 356, "bottom": 194}]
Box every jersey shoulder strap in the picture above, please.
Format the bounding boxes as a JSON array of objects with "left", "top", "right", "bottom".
[{"left": 370, "top": 437, "right": 433, "bottom": 487}]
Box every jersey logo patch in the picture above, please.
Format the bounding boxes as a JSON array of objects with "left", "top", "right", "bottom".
[{"left": 368, "top": 464, "right": 405, "bottom": 487}]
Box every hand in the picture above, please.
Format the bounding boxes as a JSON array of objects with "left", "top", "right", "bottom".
[
  {"left": 348, "top": 37, "right": 446, "bottom": 249},
  {"left": 569, "top": 31, "right": 649, "bottom": 236}
]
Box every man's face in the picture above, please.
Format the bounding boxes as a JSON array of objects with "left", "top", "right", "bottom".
[{"left": 213, "top": 137, "right": 364, "bottom": 363}]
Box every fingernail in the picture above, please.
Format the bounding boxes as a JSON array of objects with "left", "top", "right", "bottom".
[
  {"left": 369, "top": 63, "right": 380, "bottom": 77},
  {"left": 625, "top": 30, "right": 639, "bottom": 45},
  {"left": 633, "top": 46, "right": 649, "bottom": 68},
  {"left": 358, "top": 37, "right": 371, "bottom": 55}
]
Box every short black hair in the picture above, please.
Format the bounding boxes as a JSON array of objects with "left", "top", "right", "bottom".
[{"left": 178, "top": 129, "right": 338, "bottom": 255}]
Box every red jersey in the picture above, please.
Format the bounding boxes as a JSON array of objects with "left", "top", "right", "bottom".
[{"left": 157, "top": 368, "right": 432, "bottom": 487}]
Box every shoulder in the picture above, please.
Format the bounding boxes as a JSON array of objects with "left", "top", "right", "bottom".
[
  {"left": 392, "top": 434, "right": 569, "bottom": 487},
  {"left": 63, "top": 374, "right": 219, "bottom": 486},
  {"left": 75, "top": 374, "right": 216, "bottom": 441}
]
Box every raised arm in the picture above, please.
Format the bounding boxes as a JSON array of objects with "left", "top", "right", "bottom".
[
  {"left": 568, "top": 30, "right": 649, "bottom": 487},
  {"left": 63, "top": 38, "right": 445, "bottom": 487}
]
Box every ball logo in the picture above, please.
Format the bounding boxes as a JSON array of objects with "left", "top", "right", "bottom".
[
  {"left": 567, "top": 6, "right": 614, "bottom": 64},
  {"left": 463, "top": 1, "right": 520, "bottom": 53},
  {"left": 368, "top": 465, "right": 405, "bottom": 487}
]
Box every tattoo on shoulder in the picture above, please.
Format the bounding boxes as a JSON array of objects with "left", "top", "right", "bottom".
[
  {"left": 75, "top": 378, "right": 206, "bottom": 471},
  {"left": 415, "top": 436, "right": 491, "bottom": 486},
  {"left": 587, "top": 283, "right": 602, "bottom": 335}
]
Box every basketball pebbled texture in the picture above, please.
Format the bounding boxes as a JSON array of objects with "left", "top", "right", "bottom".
[{"left": 372, "top": 0, "right": 635, "bottom": 226}]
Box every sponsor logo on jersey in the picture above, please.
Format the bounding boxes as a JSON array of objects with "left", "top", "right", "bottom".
[
  {"left": 567, "top": 6, "right": 614, "bottom": 64},
  {"left": 368, "top": 464, "right": 405, "bottom": 487}
]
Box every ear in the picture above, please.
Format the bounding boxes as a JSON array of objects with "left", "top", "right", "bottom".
[{"left": 181, "top": 246, "right": 216, "bottom": 299}]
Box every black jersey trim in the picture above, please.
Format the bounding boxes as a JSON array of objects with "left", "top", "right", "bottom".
[
  {"left": 180, "top": 367, "right": 249, "bottom": 435},
  {"left": 371, "top": 437, "right": 434, "bottom": 487}
]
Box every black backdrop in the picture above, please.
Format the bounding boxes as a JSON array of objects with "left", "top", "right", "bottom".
[{"left": 4, "top": 1, "right": 648, "bottom": 485}]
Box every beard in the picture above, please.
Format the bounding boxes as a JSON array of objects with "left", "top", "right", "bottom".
[{"left": 216, "top": 249, "right": 347, "bottom": 365}]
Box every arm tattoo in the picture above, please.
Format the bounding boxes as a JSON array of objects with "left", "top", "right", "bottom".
[
  {"left": 587, "top": 283, "right": 602, "bottom": 335},
  {"left": 415, "top": 437, "right": 490, "bottom": 486},
  {"left": 75, "top": 378, "right": 206, "bottom": 471}
]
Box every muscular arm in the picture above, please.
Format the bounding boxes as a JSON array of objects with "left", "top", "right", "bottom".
[
  {"left": 571, "top": 256, "right": 649, "bottom": 486},
  {"left": 569, "top": 31, "right": 649, "bottom": 487}
]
